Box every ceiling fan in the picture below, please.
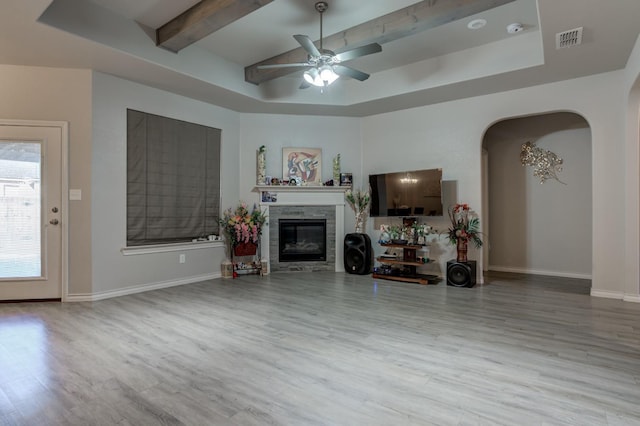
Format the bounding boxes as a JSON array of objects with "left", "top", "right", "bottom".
[{"left": 257, "top": 1, "right": 382, "bottom": 89}]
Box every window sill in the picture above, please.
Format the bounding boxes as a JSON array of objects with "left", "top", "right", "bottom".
[{"left": 121, "top": 240, "right": 225, "bottom": 256}]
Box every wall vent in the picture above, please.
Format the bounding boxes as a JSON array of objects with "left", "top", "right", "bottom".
[{"left": 556, "top": 27, "right": 583, "bottom": 49}]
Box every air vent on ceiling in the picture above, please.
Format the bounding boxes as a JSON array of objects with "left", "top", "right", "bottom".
[{"left": 556, "top": 27, "right": 583, "bottom": 49}]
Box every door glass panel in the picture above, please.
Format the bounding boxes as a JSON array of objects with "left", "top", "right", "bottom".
[{"left": 0, "top": 141, "right": 41, "bottom": 278}]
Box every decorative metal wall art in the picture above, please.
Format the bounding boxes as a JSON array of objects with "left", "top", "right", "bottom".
[{"left": 520, "top": 141, "right": 566, "bottom": 184}]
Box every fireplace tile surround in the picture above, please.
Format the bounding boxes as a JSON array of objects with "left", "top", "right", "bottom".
[{"left": 257, "top": 186, "right": 347, "bottom": 273}]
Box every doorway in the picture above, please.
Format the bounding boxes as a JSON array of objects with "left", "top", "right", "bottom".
[{"left": 0, "top": 120, "right": 68, "bottom": 301}]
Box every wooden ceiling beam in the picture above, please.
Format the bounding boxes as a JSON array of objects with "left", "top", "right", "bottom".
[
  {"left": 245, "top": 0, "right": 516, "bottom": 85},
  {"left": 157, "top": 0, "right": 274, "bottom": 53}
]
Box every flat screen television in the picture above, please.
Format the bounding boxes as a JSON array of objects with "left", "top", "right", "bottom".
[{"left": 369, "top": 168, "right": 443, "bottom": 217}]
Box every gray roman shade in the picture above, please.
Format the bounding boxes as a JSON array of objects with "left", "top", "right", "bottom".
[{"left": 127, "top": 109, "right": 221, "bottom": 246}]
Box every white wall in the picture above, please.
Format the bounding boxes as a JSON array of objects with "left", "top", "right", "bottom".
[
  {"left": 237, "top": 113, "right": 363, "bottom": 233},
  {"left": 0, "top": 65, "right": 93, "bottom": 296},
  {"left": 362, "top": 71, "right": 628, "bottom": 294},
  {"left": 485, "top": 114, "right": 592, "bottom": 278},
  {"left": 89, "top": 72, "right": 241, "bottom": 298}
]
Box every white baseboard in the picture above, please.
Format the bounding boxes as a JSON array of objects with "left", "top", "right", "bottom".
[
  {"left": 590, "top": 289, "right": 624, "bottom": 300},
  {"left": 488, "top": 267, "right": 640, "bottom": 302},
  {"left": 65, "top": 273, "right": 220, "bottom": 302},
  {"left": 488, "top": 265, "right": 591, "bottom": 280},
  {"left": 587, "top": 290, "right": 640, "bottom": 303}
]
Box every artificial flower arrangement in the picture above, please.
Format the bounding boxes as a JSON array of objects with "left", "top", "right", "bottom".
[
  {"left": 412, "top": 222, "right": 433, "bottom": 243},
  {"left": 378, "top": 223, "right": 434, "bottom": 245},
  {"left": 345, "top": 188, "right": 371, "bottom": 233},
  {"left": 447, "top": 203, "right": 483, "bottom": 248},
  {"left": 220, "top": 202, "right": 267, "bottom": 247}
]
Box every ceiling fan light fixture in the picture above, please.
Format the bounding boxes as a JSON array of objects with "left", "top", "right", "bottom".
[
  {"left": 303, "top": 68, "right": 319, "bottom": 85},
  {"left": 304, "top": 65, "right": 338, "bottom": 87},
  {"left": 319, "top": 65, "right": 338, "bottom": 85}
]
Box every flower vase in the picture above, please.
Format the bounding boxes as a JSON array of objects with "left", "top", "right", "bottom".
[
  {"left": 221, "top": 259, "right": 233, "bottom": 279},
  {"left": 354, "top": 211, "right": 365, "bottom": 233},
  {"left": 333, "top": 154, "right": 340, "bottom": 185},
  {"left": 257, "top": 147, "right": 266, "bottom": 185},
  {"left": 456, "top": 239, "right": 468, "bottom": 263}
]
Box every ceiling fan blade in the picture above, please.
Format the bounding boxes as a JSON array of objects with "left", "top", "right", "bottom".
[
  {"left": 334, "top": 43, "right": 382, "bottom": 62},
  {"left": 257, "top": 63, "right": 310, "bottom": 69},
  {"left": 333, "top": 65, "right": 370, "bottom": 81},
  {"left": 293, "top": 34, "right": 321, "bottom": 57},
  {"left": 299, "top": 80, "right": 311, "bottom": 89}
]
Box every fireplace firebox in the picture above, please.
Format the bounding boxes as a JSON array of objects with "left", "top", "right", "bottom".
[{"left": 279, "top": 219, "right": 326, "bottom": 262}]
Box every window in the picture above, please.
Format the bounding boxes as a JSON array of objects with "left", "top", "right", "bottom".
[{"left": 126, "top": 109, "right": 221, "bottom": 246}]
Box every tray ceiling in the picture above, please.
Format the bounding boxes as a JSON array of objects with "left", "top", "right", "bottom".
[{"left": 2, "top": 0, "right": 640, "bottom": 116}]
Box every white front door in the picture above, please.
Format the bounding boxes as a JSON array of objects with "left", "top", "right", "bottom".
[{"left": 0, "top": 121, "right": 67, "bottom": 301}]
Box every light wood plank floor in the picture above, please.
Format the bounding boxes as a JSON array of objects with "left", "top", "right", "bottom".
[{"left": 1, "top": 272, "right": 639, "bottom": 425}]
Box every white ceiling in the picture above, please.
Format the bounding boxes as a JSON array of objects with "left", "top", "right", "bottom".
[{"left": 2, "top": 0, "right": 640, "bottom": 116}]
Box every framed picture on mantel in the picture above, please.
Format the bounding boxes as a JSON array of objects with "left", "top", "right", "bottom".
[
  {"left": 340, "top": 173, "right": 353, "bottom": 186},
  {"left": 283, "top": 147, "right": 322, "bottom": 185}
]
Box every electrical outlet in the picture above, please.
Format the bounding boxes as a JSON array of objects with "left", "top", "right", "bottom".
[{"left": 179, "top": 254, "right": 186, "bottom": 263}]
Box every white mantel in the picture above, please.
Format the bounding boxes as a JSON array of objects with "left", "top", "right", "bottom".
[{"left": 255, "top": 186, "right": 349, "bottom": 273}]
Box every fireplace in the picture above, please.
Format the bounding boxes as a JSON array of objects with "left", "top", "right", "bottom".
[
  {"left": 258, "top": 186, "right": 347, "bottom": 273},
  {"left": 279, "top": 219, "right": 326, "bottom": 262}
]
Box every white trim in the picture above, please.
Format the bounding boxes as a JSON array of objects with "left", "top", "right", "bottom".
[
  {"left": 121, "top": 240, "right": 224, "bottom": 256},
  {"left": 488, "top": 265, "right": 591, "bottom": 280},
  {"left": 622, "top": 294, "right": 640, "bottom": 303},
  {"left": 0, "top": 119, "right": 70, "bottom": 302},
  {"left": 590, "top": 289, "right": 624, "bottom": 300},
  {"left": 624, "top": 82, "right": 640, "bottom": 302},
  {"left": 255, "top": 185, "right": 350, "bottom": 193},
  {"left": 60, "top": 122, "right": 69, "bottom": 302},
  {"left": 65, "top": 273, "right": 220, "bottom": 302}
]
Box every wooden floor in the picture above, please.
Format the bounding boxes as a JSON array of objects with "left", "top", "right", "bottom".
[{"left": 1, "top": 272, "right": 639, "bottom": 425}]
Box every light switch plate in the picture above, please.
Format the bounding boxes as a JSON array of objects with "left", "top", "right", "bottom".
[{"left": 69, "top": 189, "right": 82, "bottom": 200}]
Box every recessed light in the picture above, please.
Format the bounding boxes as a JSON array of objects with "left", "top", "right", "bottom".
[{"left": 467, "top": 19, "right": 487, "bottom": 30}]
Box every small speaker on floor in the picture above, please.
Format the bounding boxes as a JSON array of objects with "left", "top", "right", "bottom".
[
  {"left": 344, "top": 233, "right": 372, "bottom": 275},
  {"left": 447, "top": 260, "right": 477, "bottom": 288}
]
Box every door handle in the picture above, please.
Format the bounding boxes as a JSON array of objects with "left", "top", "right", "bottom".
[{"left": 49, "top": 219, "right": 59, "bottom": 225}]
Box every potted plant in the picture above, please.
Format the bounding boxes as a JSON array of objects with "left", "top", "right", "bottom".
[
  {"left": 345, "top": 188, "right": 370, "bottom": 233},
  {"left": 387, "top": 225, "right": 403, "bottom": 243},
  {"left": 447, "top": 203, "right": 483, "bottom": 262},
  {"left": 412, "top": 222, "right": 433, "bottom": 245},
  {"left": 221, "top": 202, "right": 267, "bottom": 257}
]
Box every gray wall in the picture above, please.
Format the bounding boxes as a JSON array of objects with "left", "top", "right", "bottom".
[
  {"left": 90, "top": 72, "right": 240, "bottom": 297},
  {"left": 3, "top": 44, "right": 640, "bottom": 300}
]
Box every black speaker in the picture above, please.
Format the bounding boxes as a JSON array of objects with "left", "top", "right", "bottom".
[
  {"left": 447, "top": 260, "right": 477, "bottom": 288},
  {"left": 344, "top": 233, "right": 373, "bottom": 275}
]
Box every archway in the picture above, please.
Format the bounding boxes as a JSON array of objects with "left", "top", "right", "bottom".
[{"left": 482, "top": 112, "right": 592, "bottom": 279}]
